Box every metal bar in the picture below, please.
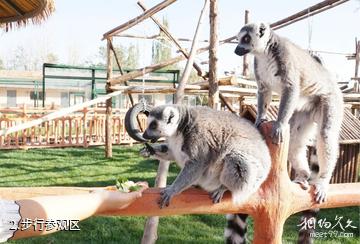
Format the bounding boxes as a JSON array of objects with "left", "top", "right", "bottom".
[
  {"left": 91, "top": 69, "right": 96, "bottom": 99},
  {"left": 42, "top": 64, "right": 45, "bottom": 107}
]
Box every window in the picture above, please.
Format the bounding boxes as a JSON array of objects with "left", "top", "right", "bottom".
[
  {"left": 165, "top": 94, "right": 174, "bottom": 104},
  {"left": 69, "top": 92, "right": 85, "bottom": 106},
  {"left": 138, "top": 94, "right": 153, "bottom": 105},
  {"left": 30, "top": 91, "right": 44, "bottom": 100},
  {"left": 116, "top": 94, "right": 127, "bottom": 109},
  {"left": 61, "top": 92, "right": 69, "bottom": 107},
  {"left": 7, "top": 90, "right": 16, "bottom": 107}
]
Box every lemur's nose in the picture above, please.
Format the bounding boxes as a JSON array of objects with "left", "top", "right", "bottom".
[{"left": 234, "top": 46, "right": 250, "bottom": 56}]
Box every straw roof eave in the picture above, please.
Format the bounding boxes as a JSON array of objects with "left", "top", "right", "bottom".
[{"left": 0, "top": 0, "right": 55, "bottom": 31}]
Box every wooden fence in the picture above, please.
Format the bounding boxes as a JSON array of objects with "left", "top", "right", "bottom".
[{"left": 0, "top": 108, "right": 146, "bottom": 149}]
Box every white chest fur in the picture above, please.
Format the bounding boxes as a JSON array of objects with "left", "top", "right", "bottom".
[
  {"left": 167, "top": 133, "right": 189, "bottom": 168},
  {"left": 256, "top": 56, "right": 283, "bottom": 94}
]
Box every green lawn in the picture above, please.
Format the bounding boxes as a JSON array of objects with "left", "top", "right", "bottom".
[{"left": 0, "top": 146, "right": 358, "bottom": 243}]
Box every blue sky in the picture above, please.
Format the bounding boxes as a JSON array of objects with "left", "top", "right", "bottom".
[{"left": 1, "top": 0, "right": 359, "bottom": 80}]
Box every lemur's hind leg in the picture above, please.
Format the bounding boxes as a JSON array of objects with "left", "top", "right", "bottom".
[
  {"left": 220, "top": 152, "right": 260, "bottom": 204},
  {"left": 311, "top": 97, "right": 342, "bottom": 203},
  {"left": 289, "top": 111, "right": 317, "bottom": 190}
]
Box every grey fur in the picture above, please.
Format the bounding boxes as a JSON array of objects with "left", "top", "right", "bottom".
[
  {"left": 235, "top": 22, "right": 344, "bottom": 203},
  {"left": 142, "top": 105, "right": 271, "bottom": 208}
]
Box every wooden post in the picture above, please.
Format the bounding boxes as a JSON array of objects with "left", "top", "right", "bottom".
[
  {"left": 83, "top": 108, "right": 88, "bottom": 148},
  {"left": 208, "top": 0, "right": 219, "bottom": 109},
  {"left": 354, "top": 39, "right": 359, "bottom": 92},
  {"left": 141, "top": 160, "right": 170, "bottom": 244},
  {"left": 242, "top": 10, "right": 250, "bottom": 77},
  {"left": 105, "top": 38, "right": 113, "bottom": 158},
  {"left": 175, "top": 0, "right": 209, "bottom": 104}
]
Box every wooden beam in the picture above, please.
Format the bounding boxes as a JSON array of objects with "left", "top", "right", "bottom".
[
  {"left": 216, "top": 0, "right": 350, "bottom": 46},
  {"left": 137, "top": 0, "right": 205, "bottom": 78},
  {"left": 208, "top": 0, "right": 219, "bottom": 109},
  {"left": 0, "top": 182, "right": 358, "bottom": 215},
  {"left": 219, "top": 93, "right": 236, "bottom": 113},
  {"left": 242, "top": 10, "right": 250, "bottom": 77},
  {"left": 102, "top": 0, "right": 177, "bottom": 39},
  {"left": 271, "top": 0, "right": 349, "bottom": 30},
  {"left": 355, "top": 39, "right": 359, "bottom": 79},
  {"left": 116, "top": 34, "right": 209, "bottom": 43},
  {"left": 175, "top": 0, "right": 209, "bottom": 104},
  {"left": 109, "top": 55, "right": 184, "bottom": 86},
  {"left": 105, "top": 38, "right": 113, "bottom": 158}
]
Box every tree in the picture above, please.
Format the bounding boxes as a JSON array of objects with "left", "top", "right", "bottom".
[
  {"left": 45, "top": 53, "right": 59, "bottom": 64},
  {"left": 85, "top": 43, "right": 139, "bottom": 70},
  {"left": 151, "top": 17, "right": 173, "bottom": 66},
  {"left": 125, "top": 44, "right": 139, "bottom": 69},
  {"left": 8, "top": 46, "right": 30, "bottom": 70},
  {"left": 0, "top": 58, "right": 4, "bottom": 70}
]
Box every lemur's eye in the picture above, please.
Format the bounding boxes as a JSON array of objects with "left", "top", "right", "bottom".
[
  {"left": 242, "top": 34, "right": 251, "bottom": 44},
  {"left": 167, "top": 112, "right": 175, "bottom": 124},
  {"left": 149, "top": 121, "right": 157, "bottom": 130}
]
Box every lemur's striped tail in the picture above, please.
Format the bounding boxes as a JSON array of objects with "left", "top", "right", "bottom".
[
  {"left": 225, "top": 213, "right": 248, "bottom": 244},
  {"left": 298, "top": 209, "right": 319, "bottom": 244}
]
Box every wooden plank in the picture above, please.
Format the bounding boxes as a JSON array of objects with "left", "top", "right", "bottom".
[{"left": 103, "top": 0, "right": 177, "bottom": 39}]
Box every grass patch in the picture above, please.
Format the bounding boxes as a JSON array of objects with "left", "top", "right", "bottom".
[{"left": 0, "top": 146, "right": 358, "bottom": 243}]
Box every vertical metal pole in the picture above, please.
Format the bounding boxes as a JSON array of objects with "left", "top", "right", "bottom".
[
  {"left": 91, "top": 69, "right": 96, "bottom": 99},
  {"left": 42, "top": 64, "right": 45, "bottom": 107}
]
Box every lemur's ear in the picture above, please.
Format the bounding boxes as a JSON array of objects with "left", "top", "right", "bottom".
[
  {"left": 167, "top": 111, "right": 175, "bottom": 124},
  {"left": 259, "top": 23, "right": 266, "bottom": 38},
  {"left": 163, "top": 107, "right": 175, "bottom": 124}
]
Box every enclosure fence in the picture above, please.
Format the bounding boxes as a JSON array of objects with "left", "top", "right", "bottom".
[{"left": 0, "top": 107, "right": 146, "bottom": 149}]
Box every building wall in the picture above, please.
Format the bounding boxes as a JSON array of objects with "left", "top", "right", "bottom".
[{"left": 0, "top": 88, "right": 69, "bottom": 108}]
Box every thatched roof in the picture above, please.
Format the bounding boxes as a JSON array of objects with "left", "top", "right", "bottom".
[
  {"left": 0, "top": 0, "right": 55, "bottom": 31},
  {"left": 241, "top": 104, "right": 360, "bottom": 144}
]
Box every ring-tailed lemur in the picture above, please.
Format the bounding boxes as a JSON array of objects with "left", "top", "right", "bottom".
[
  {"left": 142, "top": 105, "right": 271, "bottom": 244},
  {"left": 234, "top": 22, "right": 343, "bottom": 204}
]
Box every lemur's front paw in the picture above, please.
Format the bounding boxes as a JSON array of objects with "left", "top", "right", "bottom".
[
  {"left": 139, "top": 143, "right": 155, "bottom": 158},
  {"left": 159, "top": 186, "right": 175, "bottom": 208},
  {"left": 270, "top": 122, "right": 284, "bottom": 144},
  {"left": 293, "top": 170, "right": 310, "bottom": 190},
  {"left": 255, "top": 118, "right": 268, "bottom": 128},
  {"left": 210, "top": 186, "right": 227, "bottom": 204},
  {"left": 309, "top": 179, "right": 328, "bottom": 203}
]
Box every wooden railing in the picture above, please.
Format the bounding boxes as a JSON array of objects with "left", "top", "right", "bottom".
[{"left": 0, "top": 108, "right": 146, "bottom": 149}]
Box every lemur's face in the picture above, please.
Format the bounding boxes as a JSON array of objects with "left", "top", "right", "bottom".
[
  {"left": 143, "top": 106, "right": 180, "bottom": 142},
  {"left": 234, "top": 22, "right": 270, "bottom": 56}
]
